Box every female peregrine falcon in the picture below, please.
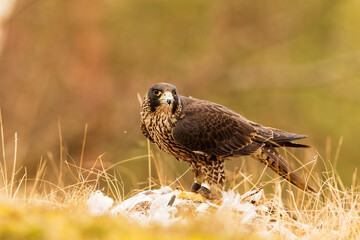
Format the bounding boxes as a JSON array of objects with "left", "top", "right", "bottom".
[{"left": 140, "top": 83, "right": 315, "bottom": 199}]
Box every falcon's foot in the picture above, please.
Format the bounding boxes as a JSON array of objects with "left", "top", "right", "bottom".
[
  {"left": 175, "top": 184, "right": 222, "bottom": 202},
  {"left": 176, "top": 186, "right": 205, "bottom": 202},
  {"left": 177, "top": 191, "right": 206, "bottom": 202},
  {"left": 197, "top": 184, "right": 223, "bottom": 201},
  {"left": 190, "top": 181, "right": 202, "bottom": 193}
]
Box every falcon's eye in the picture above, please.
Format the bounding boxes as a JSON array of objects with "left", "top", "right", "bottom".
[
  {"left": 153, "top": 90, "right": 162, "bottom": 96},
  {"left": 172, "top": 90, "right": 177, "bottom": 95}
]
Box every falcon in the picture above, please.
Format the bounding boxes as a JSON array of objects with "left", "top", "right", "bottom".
[{"left": 140, "top": 83, "right": 315, "bottom": 199}]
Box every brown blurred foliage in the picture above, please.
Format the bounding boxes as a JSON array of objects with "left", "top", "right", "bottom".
[{"left": 1, "top": 0, "right": 360, "bottom": 192}]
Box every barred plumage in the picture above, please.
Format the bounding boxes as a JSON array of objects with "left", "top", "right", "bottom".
[{"left": 140, "top": 83, "right": 316, "bottom": 199}]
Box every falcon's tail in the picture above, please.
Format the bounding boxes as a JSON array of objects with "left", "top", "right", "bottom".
[{"left": 252, "top": 147, "right": 316, "bottom": 193}]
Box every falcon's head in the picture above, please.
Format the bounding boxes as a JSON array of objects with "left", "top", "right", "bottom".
[{"left": 146, "top": 83, "right": 179, "bottom": 114}]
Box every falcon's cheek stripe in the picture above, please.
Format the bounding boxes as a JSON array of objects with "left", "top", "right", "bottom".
[
  {"left": 172, "top": 95, "right": 179, "bottom": 115},
  {"left": 149, "top": 98, "right": 160, "bottom": 112}
]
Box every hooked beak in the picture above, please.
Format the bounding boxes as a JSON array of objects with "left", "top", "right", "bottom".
[{"left": 160, "top": 91, "right": 173, "bottom": 106}]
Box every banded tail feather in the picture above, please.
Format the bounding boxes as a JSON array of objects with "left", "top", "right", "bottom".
[{"left": 252, "top": 147, "right": 316, "bottom": 193}]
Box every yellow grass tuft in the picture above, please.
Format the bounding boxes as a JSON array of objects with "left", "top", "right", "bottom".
[{"left": 0, "top": 114, "right": 359, "bottom": 240}]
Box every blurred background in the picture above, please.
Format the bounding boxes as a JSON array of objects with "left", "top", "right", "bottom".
[{"left": 1, "top": 0, "right": 360, "bottom": 194}]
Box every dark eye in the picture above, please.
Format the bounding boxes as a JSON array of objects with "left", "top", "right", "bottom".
[
  {"left": 153, "top": 90, "right": 161, "bottom": 96},
  {"left": 172, "top": 90, "right": 177, "bottom": 95}
]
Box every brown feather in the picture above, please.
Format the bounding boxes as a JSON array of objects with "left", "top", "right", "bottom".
[{"left": 173, "top": 96, "right": 261, "bottom": 157}]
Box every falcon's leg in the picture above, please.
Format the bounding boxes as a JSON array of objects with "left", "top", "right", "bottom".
[
  {"left": 197, "top": 156, "right": 225, "bottom": 200},
  {"left": 189, "top": 161, "right": 203, "bottom": 193},
  {"left": 190, "top": 181, "right": 201, "bottom": 193}
]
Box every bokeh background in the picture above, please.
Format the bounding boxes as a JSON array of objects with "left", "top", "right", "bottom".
[{"left": 1, "top": 0, "right": 360, "bottom": 193}]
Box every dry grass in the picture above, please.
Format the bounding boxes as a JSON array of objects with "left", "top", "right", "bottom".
[{"left": 0, "top": 114, "right": 360, "bottom": 240}]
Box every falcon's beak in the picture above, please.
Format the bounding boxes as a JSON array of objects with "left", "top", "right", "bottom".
[{"left": 160, "top": 91, "right": 173, "bottom": 106}]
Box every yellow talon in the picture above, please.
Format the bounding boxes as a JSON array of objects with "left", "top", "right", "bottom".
[
  {"left": 175, "top": 186, "right": 186, "bottom": 192},
  {"left": 177, "top": 191, "right": 206, "bottom": 202}
]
